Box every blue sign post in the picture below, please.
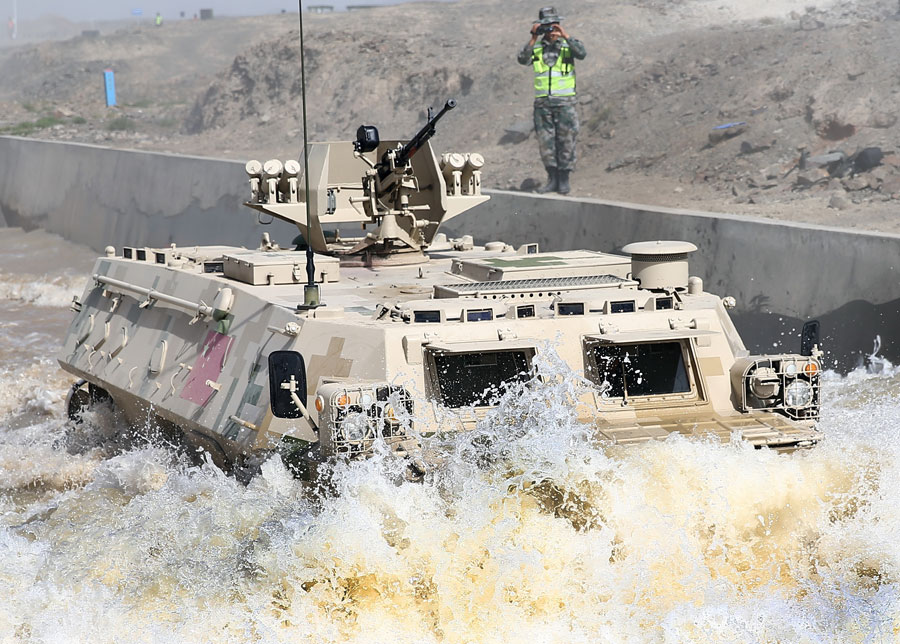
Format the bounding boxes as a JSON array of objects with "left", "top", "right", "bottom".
[
  {"left": 131, "top": 8, "right": 143, "bottom": 17},
  {"left": 103, "top": 69, "right": 116, "bottom": 107}
]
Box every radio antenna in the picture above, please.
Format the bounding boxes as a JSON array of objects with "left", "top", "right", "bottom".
[{"left": 297, "top": 0, "right": 320, "bottom": 308}]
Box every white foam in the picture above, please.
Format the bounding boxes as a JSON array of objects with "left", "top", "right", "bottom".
[
  {"left": 0, "top": 271, "right": 87, "bottom": 308},
  {"left": 0, "top": 346, "right": 899, "bottom": 640},
  {"left": 0, "top": 359, "right": 69, "bottom": 418}
]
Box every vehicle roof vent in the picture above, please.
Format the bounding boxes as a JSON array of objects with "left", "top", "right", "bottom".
[
  {"left": 621, "top": 240, "right": 698, "bottom": 291},
  {"left": 434, "top": 274, "right": 635, "bottom": 299}
]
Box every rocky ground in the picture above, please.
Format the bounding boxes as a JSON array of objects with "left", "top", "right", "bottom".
[{"left": 2, "top": 0, "right": 900, "bottom": 232}]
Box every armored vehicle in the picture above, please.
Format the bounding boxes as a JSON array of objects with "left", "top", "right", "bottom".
[{"left": 59, "top": 101, "right": 822, "bottom": 478}]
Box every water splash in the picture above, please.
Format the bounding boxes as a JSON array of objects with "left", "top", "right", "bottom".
[
  {"left": 863, "top": 336, "right": 895, "bottom": 376},
  {"left": 0, "top": 271, "right": 87, "bottom": 308},
  {"left": 2, "top": 344, "right": 900, "bottom": 642}
]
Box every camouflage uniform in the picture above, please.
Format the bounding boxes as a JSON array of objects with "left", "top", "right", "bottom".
[
  {"left": 533, "top": 100, "right": 579, "bottom": 171},
  {"left": 518, "top": 36, "right": 586, "bottom": 172}
]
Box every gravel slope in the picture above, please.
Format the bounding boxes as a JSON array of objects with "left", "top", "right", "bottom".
[{"left": 2, "top": 0, "right": 900, "bottom": 231}]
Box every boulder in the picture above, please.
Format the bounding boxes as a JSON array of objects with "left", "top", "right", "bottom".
[
  {"left": 799, "top": 15, "right": 825, "bottom": 30},
  {"left": 871, "top": 112, "right": 898, "bottom": 129},
  {"left": 806, "top": 151, "right": 846, "bottom": 168},
  {"left": 866, "top": 166, "right": 891, "bottom": 189},
  {"left": 499, "top": 120, "right": 533, "bottom": 145},
  {"left": 762, "top": 164, "right": 784, "bottom": 180},
  {"left": 853, "top": 147, "right": 883, "bottom": 173},
  {"left": 815, "top": 114, "right": 856, "bottom": 141},
  {"left": 795, "top": 168, "right": 830, "bottom": 187},
  {"left": 519, "top": 177, "right": 540, "bottom": 192},
  {"left": 739, "top": 139, "right": 774, "bottom": 155},
  {"left": 767, "top": 84, "right": 793, "bottom": 102},
  {"left": 880, "top": 174, "right": 900, "bottom": 196},
  {"left": 607, "top": 156, "right": 639, "bottom": 171},
  {"left": 828, "top": 193, "right": 851, "bottom": 210},
  {"left": 842, "top": 176, "right": 869, "bottom": 191}
]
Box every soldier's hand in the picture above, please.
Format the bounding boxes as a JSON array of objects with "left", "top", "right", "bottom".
[
  {"left": 530, "top": 22, "right": 541, "bottom": 36},
  {"left": 552, "top": 24, "right": 569, "bottom": 39}
]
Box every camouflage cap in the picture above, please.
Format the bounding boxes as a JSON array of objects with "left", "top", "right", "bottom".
[{"left": 537, "top": 6, "right": 564, "bottom": 24}]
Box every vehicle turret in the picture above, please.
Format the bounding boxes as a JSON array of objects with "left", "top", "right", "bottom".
[{"left": 244, "top": 99, "right": 488, "bottom": 264}]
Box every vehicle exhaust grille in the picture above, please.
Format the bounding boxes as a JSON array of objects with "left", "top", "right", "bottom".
[{"left": 435, "top": 274, "right": 635, "bottom": 299}]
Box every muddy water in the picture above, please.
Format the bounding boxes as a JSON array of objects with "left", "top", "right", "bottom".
[{"left": 1, "top": 227, "right": 898, "bottom": 643}]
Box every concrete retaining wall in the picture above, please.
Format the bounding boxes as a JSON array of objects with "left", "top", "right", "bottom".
[
  {"left": 2, "top": 136, "right": 897, "bottom": 369},
  {"left": 0, "top": 136, "right": 296, "bottom": 250}
]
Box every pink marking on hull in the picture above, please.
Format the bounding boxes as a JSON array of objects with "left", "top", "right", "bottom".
[{"left": 180, "top": 330, "right": 233, "bottom": 406}]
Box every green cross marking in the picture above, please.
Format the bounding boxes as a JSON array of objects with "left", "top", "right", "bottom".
[{"left": 479, "top": 256, "right": 566, "bottom": 268}]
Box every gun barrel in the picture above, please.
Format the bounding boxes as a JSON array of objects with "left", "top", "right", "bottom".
[
  {"left": 401, "top": 98, "right": 456, "bottom": 161},
  {"left": 379, "top": 99, "right": 457, "bottom": 180}
]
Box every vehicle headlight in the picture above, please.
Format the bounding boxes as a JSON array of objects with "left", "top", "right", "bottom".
[
  {"left": 749, "top": 367, "right": 780, "bottom": 400},
  {"left": 324, "top": 384, "right": 414, "bottom": 454},
  {"left": 784, "top": 380, "right": 813, "bottom": 408},
  {"left": 340, "top": 408, "right": 370, "bottom": 443}
]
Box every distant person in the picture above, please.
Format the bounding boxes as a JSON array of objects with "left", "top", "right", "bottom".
[
  {"left": 7, "top": 16, "right": 15, "bottom": 40},
  {"left": 155, "top": 12, "right": 163, "bottom": 26},
  {"left": 517, "top": 6, "right": 586, "bottom": 195}
]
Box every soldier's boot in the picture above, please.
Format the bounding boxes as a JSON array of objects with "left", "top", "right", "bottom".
[
  {"left": 536, "top": 167, "right": 558, "bottom": 194},
  {"left": 557, "top": 170, "right": 571, "bottom": 195}
]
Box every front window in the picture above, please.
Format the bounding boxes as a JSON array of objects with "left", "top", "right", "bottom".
[
  {"left": 428, "top": 349, "right": 535, "bottom": 408},
  {"left": 586, "top": 341, "right": 692, "bottom": 400}
]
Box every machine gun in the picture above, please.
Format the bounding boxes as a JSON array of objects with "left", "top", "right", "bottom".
[
  {"left": 245, "top": 98, "right": 488, "bottom": 262},
  {"left": 371, "top": 99, "right": 457, "bottom": 182}
]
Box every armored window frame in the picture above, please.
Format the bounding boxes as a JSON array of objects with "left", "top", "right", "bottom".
[
  {"left": 423, "top": 346, "right": 536, "bottom": 409},
  {"left": 582, "top": 337, "right": 703, "bottom": 407}
]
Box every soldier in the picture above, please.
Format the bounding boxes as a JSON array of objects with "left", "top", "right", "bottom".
[{"left": 517, "top": 6, "right": 586, "bottom": 195}]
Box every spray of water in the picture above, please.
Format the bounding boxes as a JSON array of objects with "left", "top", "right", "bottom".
[
  {"left": 1, "top": 234, "right": 899, "bottom": 642},
  {"left": 2, "top": 338, "right": 900, "bottom": 642}
]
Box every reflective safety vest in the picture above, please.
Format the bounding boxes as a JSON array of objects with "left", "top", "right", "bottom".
[{"left": 532, "top": 43, "right": 576, "bottom": 98}]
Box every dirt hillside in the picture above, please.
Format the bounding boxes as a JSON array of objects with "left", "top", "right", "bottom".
[{"left": 2, "top": 0, "right": 900, "bottom": 232}]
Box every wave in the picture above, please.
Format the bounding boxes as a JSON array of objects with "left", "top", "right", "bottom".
[
  {"left": 0, "top": 271, "right": 87, "bottom": 308},
  {"left": 0, "top": 354, "right": 899, "bottom": 641}
]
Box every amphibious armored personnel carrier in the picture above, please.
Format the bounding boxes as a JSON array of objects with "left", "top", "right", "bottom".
[{"left": 59, "top": 101, "right": 822, "bottom": 478}]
